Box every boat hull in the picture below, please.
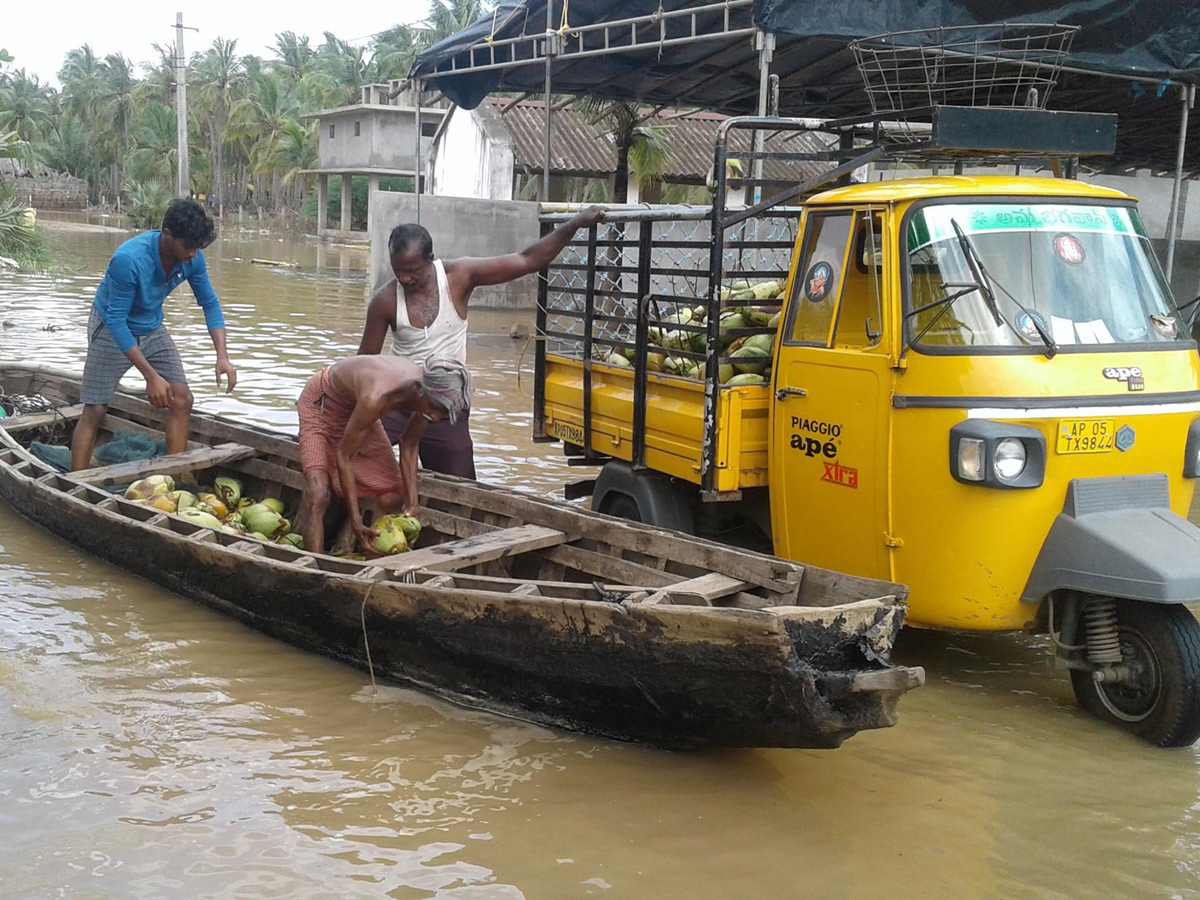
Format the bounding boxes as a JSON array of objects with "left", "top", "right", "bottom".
[{"left": 0, "top": 466, "right": 914, "bottom": 748}]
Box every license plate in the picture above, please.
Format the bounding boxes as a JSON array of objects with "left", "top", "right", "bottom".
[{"left": 1056, "top": 418, "right": 1115, "bottom": 454}]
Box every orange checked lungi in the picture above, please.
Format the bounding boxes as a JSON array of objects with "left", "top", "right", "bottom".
[{"left": 297, "top": 368, "right": 403, "bottom": 498}]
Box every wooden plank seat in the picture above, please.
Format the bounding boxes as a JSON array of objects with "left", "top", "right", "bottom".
[
  {"left": 69, "top": 442, "right": 258, "bottom": 486},
  {"left": 374, "top": 523, "right": 569, "bottom": 576},
  {"left": 1, "top": 404, "right": 86, "bottom": 433},
  {"left": 643, "top": 573, "right": 750, "bottom": 607}
]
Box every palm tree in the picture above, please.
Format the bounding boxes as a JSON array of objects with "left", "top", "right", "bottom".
[
  {"left": 126, "top": 103, "right": 177, "bottom": 185},
  {"left": 312, "top": 32, "right": 370, "bottom": 106},
  {"left": 59, "top": 45, "right": 107, "bottom": 124},
  {"left": 371, "top": 25, "right": 428, "bottom": 81},
  {"left": 577, "top": 99, "right": 673, "bottom": 202},
  {"left": 271, "top": 32, "right": 315, "bottom": 87},
  {"left": 0, "top": 69, "right": 55, "bottom": 144},
  {"left": 267, "top": 119, "right": 318, "bottom": 188},
  {"left": 229, "top": 71, "right": 294, "bottom": 209},
  {"left": 192, "top": 37, "right": 244, "bottom": 217},
  {"left": 138, "top": 43, "right": 178, "bottom": 107},
  {"left": 426, "top": 0, "right": 494, "bottom": 43},
  {"left": 101, "top": 53, "right": 137, "bottom": 207}
]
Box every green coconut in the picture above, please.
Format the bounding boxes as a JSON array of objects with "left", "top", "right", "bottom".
[
  {"left": 726, "top": 373, "right": 766, "bottom": 386},
  {"left": 751, "top": 279, "right": 783, "bottom": 301},
  {"left": 197, "top": 493, "right": 228, "bottom": 519},
  {"left": 168, "top": 490, "right": 199, "bottom": 511},
  {"left": 377, "top": 514, "right": 421, "bottom": 547},
  {"left": 143, "top": 493, "right": 177, "bottom": 513},
  {"left": 178, "top": 507, "right": 222, "bottom": 529},
  {"left": 718, "top": 314, "right": 747, "bottom": 343},
  {"left": 745, "top": 333, "right": 775, "bottom": 355},
  {"left": 370, "top": 519, "right": 409, "bottom": 555},
  {"left": 606, "top": 352, "right": 632, "bottom": 367},
  {"left": 260, "top": 497, "right": 285, "bottom": 516},
  {"left": 213, "top": 476, "right": 242, "bottom": 507},
  {"left": 125, "top": 474, "right": 174, "bottom": 501},
  {"left": 731, "top": 344, "right": 770, "bottom": 374},
  {"left": 242, "top": 502, "right": 286, "bottom": 538},
  {"left": 276, "top": 533, "right": 305, "bottom": 550}
]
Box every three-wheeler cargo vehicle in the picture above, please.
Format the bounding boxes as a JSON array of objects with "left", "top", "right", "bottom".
[{"left": 533, "top": 103, "right": 1200, "bottom": 746}]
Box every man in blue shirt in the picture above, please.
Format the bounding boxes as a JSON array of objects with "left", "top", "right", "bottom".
[{"left": 70, "top": 198, "right": 238, "bottom": 470}]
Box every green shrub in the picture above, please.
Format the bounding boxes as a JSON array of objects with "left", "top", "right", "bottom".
[
  {"left": 124, "top": 180, "right": 174, "bottom": 230},
  {"left": 0, "top": 181, "right": 49, "bottom": 270}
]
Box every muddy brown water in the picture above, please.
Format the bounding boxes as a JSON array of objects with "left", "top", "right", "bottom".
[{"left": 1, "top": 219, "right": 1199, "bottom": 899}]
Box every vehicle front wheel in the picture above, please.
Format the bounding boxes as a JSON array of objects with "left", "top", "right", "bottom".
[{"left": 1070, "top": 600, "right": 1200, "bottom": 747}]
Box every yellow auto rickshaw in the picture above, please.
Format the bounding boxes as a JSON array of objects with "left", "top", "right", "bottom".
[
  {"left": 539, "top": 104, "right": 1200, "bottom": 746},
  {"left": 765, "top": 175, "right": 1200, "bottom": 747}
]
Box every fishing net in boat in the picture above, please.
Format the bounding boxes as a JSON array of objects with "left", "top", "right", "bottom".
[{"left": 28, "top": 430, "right": 166, "bottom": 473}]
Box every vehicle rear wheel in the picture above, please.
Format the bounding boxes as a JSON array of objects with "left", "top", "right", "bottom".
[
  {"left": 1070, "top": 600, "right": 1200, "bottom": 747},
  {"left": 601, "top": 493, "right": 642, "bottom": 523}
]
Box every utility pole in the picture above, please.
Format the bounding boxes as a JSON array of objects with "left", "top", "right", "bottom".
[{"left": 175, "top": 13, "right": 197, "bottom": 198}]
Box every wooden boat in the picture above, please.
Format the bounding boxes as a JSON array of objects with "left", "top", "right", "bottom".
[{"left": 0, "top": 365, "right": 923, "bottom": 749}]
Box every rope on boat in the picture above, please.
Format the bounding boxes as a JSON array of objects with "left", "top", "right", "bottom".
[{"left": 360, "top": 581, "right": 378, "bottom": 696}]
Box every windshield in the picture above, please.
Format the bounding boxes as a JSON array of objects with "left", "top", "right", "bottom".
[{"left": 906, "top": 201, "right": 1187, "bottom": 349}]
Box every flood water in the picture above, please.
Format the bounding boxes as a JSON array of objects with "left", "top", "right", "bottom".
[{"left": 2, "top": 219, "right": 1200, "bottom": 899}]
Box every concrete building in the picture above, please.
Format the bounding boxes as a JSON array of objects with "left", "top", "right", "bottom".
[{"left": 301, "top": 82, "right": 447, "bottom": 241}]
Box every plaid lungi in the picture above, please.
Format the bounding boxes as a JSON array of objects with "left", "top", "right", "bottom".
[
  {"left": 297, "top": 368, "right": 403, "bottom": 498},
  {"left": 81, "top": 307, "right": 187, "bottom": 405}
]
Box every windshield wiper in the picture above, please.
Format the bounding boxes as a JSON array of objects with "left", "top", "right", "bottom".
[
  {"left": 951, "top": 218, "right": 1057, "bottom": 359},
  {"left": 951, "top": 219, "right": 1002, "bottom": 327}
]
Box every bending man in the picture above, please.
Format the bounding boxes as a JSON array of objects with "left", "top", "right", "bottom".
[
  {"left": 357, "top": 206, "right": 607, "bottom": 479},
  {"left": 297, "top": 356, "right": 471, "bottom": 554},
  {"left": 71, "top": 198, "right": 236, "bottom": 470}
]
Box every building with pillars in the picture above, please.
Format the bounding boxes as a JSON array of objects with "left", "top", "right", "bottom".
[{"left": 301, "top": 82, "right": 447, "bottom": 240}]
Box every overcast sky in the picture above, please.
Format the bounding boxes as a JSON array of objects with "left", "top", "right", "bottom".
[{"left": 5, "top": 1, "right": 433, "bottom": 87}]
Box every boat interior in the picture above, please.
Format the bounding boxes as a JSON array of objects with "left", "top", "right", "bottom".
[{"left": 0, "top": 367, "right": 902, "bottom": 613}]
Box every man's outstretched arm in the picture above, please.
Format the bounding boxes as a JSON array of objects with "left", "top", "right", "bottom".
[{"left": 456, "top": 206, "right": 607, "bottom": 289}]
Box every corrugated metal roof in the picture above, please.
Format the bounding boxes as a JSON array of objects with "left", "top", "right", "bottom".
[{"left": 488, "top": 99, "right": 833, "bottom": 182}]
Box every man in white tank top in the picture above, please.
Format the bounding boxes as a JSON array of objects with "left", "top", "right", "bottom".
[{"left": 358, "top": 207, "right": 606, "bottom": 478}]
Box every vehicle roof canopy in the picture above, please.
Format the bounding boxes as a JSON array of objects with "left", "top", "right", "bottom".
[
  {"left": 412, "top": 0, "right": 1200, "bottom": 174},
  {"left": 806, "top": 175, "right": 1134, "bottom": 206}
]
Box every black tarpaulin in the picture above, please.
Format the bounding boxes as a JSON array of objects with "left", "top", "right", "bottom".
[{"left": 411, "top": 0, "right": 1200, "bottom": 172}]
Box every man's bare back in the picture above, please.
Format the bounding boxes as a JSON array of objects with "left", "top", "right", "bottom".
[{"left": 326, "top": 355, "right": 424, "bottom": 416}]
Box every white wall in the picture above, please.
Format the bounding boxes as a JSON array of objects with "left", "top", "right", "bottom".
[{"left": 431, "top": 106, "right": 514, "bottom": 201}]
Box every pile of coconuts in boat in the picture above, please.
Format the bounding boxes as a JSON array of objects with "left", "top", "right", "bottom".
[
  {"left": 123, "top": 475, "right": 421, "bottom": 554},
  {"left": 602, "top": 279, "right": 783, "bottom": 385}
]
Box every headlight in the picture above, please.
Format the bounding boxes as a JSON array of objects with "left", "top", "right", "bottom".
[
  {"left": 994, "top": 438, "right": 1027, "bottom": 481},
  {"left": 949, "top": 421, "right": 1046, "bottom": 489}
]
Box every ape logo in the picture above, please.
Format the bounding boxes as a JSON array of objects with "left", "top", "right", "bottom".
[
  {"left": 1103, "top": 366, "right": 1145, "bottom": 392},
  {"left": 790, "top": 433, "right": 838, "bottom": 459}
]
